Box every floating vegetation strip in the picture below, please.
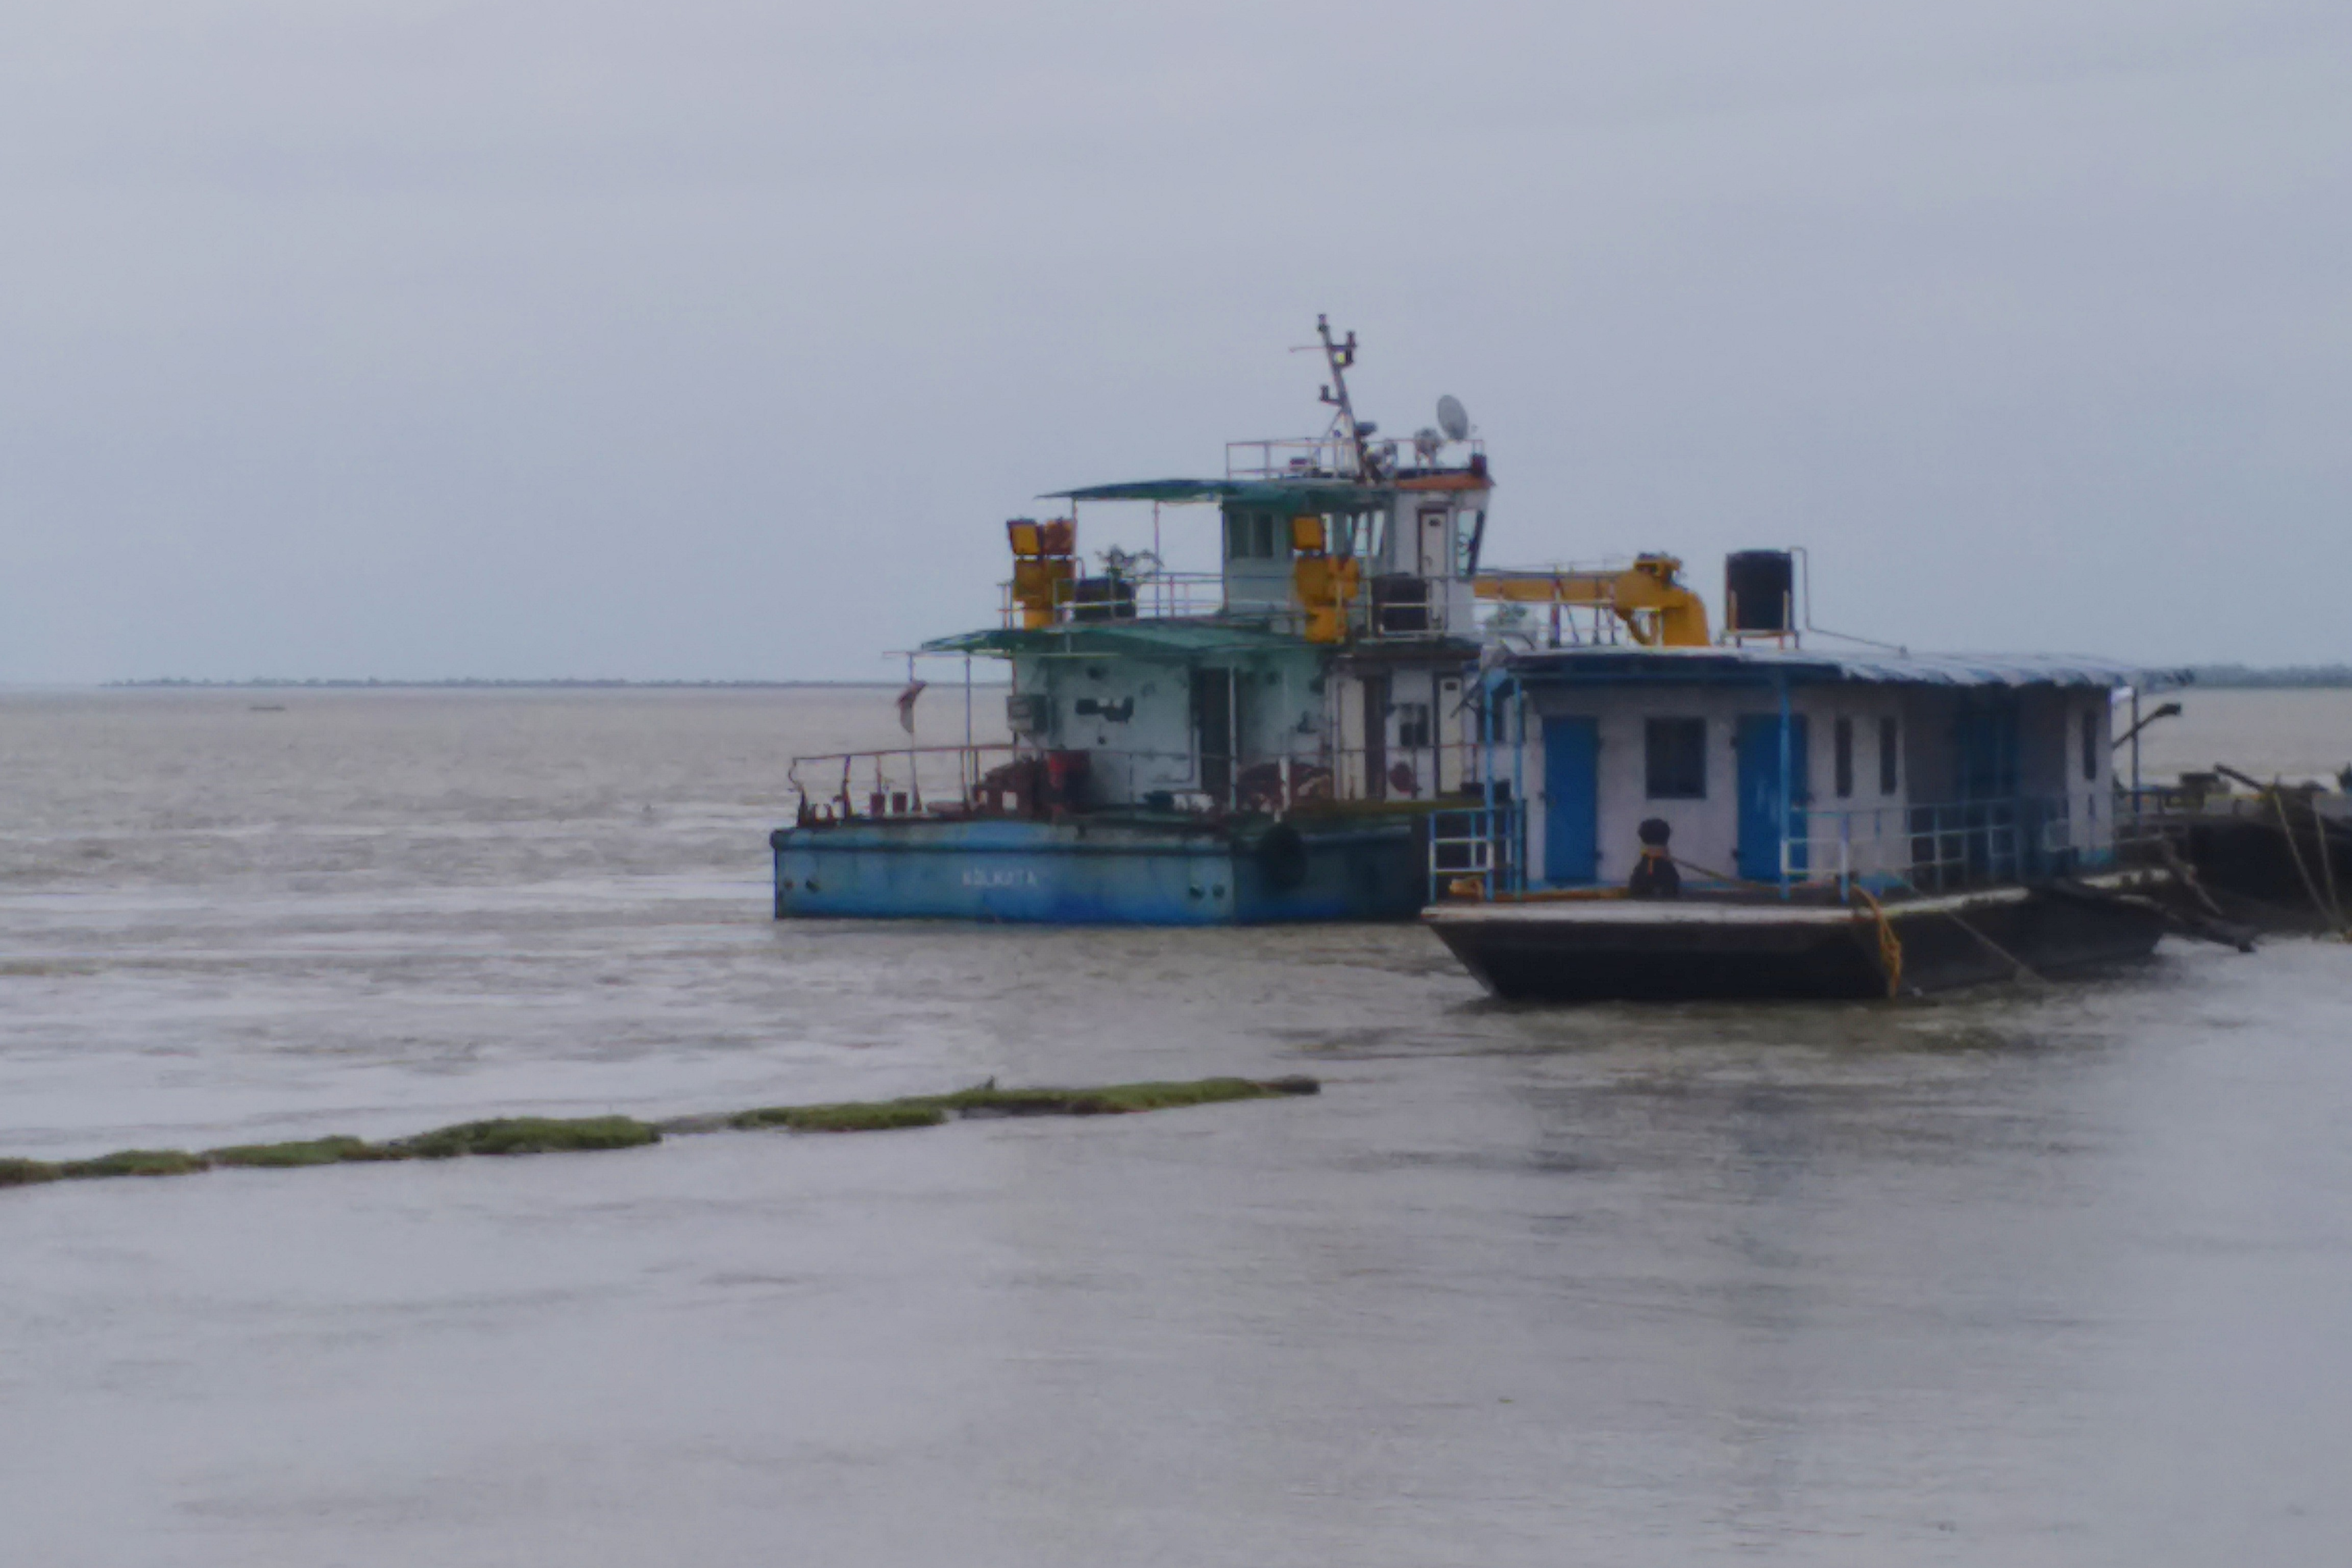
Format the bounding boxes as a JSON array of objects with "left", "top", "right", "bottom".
[
  {"left": 397, "top": 1116, "right": 660, "bottom": 1159},
  {"left": 734, "top": 1101, "right": 951, "bottom": 1134},
  {"left": 0, "top": 1077, "right": 1318, "bottom": 1193},
  {"left": 729, "top": 1074, "right": 1318, "bottom": 1133},
  {"left": 1, "top": 1158, "right": 63, "bottom": 1188},
  {"left": 207, "top": 1136, "right": 402, "bottom": 1169}
]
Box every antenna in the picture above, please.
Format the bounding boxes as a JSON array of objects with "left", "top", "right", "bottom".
[
  {"left": 1312, "top": 314, "right": 1371, "bottom": 478},
  {"left": 1436, "top": 395, "right": 1471, "bottom": 443}
]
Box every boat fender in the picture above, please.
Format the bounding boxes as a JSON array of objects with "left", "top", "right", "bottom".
[{"left": 1257, "top": 824, "right": 1310, "bottom": 891}]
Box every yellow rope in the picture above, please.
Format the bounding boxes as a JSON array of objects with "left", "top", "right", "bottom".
[{"left": 1851, "top": 886, "right": 1903, "bottom": 999}]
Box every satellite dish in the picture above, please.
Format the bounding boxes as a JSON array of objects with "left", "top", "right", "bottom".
[{"left": 1436, "top": 395, "right": 1471, "bottom": 443}]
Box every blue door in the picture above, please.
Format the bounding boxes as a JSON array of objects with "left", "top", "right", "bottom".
[
  {"left": 1953, "top": 697, "right": 2022, "bottom": 878},
  {"left": 1542, "top": 716, "right": 1599, "bottom": 885},
  {"left": 1736, "top": 713, "right": 1810, "bottom": 884}
]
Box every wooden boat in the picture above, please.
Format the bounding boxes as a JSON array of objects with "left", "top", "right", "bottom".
[{"left": 1426, "top": 869, "right": 2178, "bottom": 1001}]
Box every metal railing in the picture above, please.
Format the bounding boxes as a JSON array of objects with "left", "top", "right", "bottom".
[
  {"left": 787, "top": 733, "right": 1509, "bottom": 824},
  {"left": 1783, "top": 794, "right": 2119, "bottom": 899},
  {"left": 1226, "top": 436, "right": 1358, "bottom": 479},
  {"left": 787, "top": 745, "right": 1024, "bottom": 821},
  {"left": 1224, "top": 434, "right": 1487, "bottom": 480},
  {"left": 789, "top": 742, "right": 1375, "bottom": 822},
  {"left": 996, "top": 570, "right": 1477, "bottom": 640},
  {"left": 1427, "top": 803, "right": 1522, "bottom": 903},
  {"left": 998, "top": 571, "right": 1232, "bottom": 628}
]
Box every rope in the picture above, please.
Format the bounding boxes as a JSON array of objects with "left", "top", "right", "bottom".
[
  {"left": 2297, "top": 791, "right": 2350, "bottom": 939},
  {"left": 1892, "top": 871, "right": 2046, "bottom": 986},
  {"left": 1664, "top": 855, "right": 2040, "bottom": 991},
  {"left": 2219, "top": 762, "right": 2349, "bottom": 938},
  {"left": 2265, "top": 785, "right": 2345, "bottom": 936},
  {"left": 1850, "top": 886, "right": 1903, "bottom": 998},
  {"left": 2318, "top": 802, "right": 2352, "bottom": 944}
]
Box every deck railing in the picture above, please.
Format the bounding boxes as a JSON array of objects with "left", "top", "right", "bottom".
[
  {"left": 1224, "top": 435, "right": 1360, "bottom": 479},
  {"left": 789, "top": 742, "right": 1369, "bottom": 822},
  {"left": 789, "top": 735, "right": 1508, "bottom": 826},
  {"left": 1223, "top": 434, "right": 1487, "bottom": 480},
  {"left": 997, "top": 568, "right": 1484, "bottom": 641},
  {"left": 1427, "top": 802, "right": 1522, "bottom": 903},
  {"left": 787, "top": 745, "right": 1024, "bottom": 821},
  {"left": 1784, "top": 794, "right": 2118, "bottom": 900},
  {"left": 998, "top": 571, "right": 1235, "bottom": 628}
]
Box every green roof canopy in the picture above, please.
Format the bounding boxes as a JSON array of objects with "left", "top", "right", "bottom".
[
  {"left": 922, "top": 621, "right": 1311, "bottom": 659},
  {"left": 1044, "top": 477, "right": 1390, "bottom": 510}
]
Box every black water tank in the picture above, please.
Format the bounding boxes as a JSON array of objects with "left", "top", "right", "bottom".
[{"left": 1725, "top": 550, "right": 1795, "bottom": 634}]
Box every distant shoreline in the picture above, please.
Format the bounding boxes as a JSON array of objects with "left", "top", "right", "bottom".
[
  {"left": 91, "top": 668, "right": 2349, "bottom": 691},
  {"left": 99, "top": 678, "right": 962, "bottom": 691},
  {"left": 2186, "top": 666, "right": 2352, "bottom": 690}
]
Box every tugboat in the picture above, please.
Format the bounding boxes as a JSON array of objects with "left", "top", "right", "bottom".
[{"left": 769, "top": 320, "right": 1713, "bottom": 924}]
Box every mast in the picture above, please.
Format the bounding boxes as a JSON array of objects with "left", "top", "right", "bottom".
[{"left": 1314, "top": 314, "right": 1370, "bottom": 477}]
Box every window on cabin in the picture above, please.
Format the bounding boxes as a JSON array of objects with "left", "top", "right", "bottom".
[
  {"left": 1878, "top": 716, "right": 1900, "bottom": 795},
  {"left": 2081, "top": 709, "right": 2099, "bottom": 781},
  {"left": 1645, "top": 718, "right": 1706, "bottom": 799},
  {"left": 1396, "top": 703, "right": 1433, "bottom": 750},
  {"left": 1834, "top": 717, "right": 1854, "bottom": 799},
  {"left": 1224, "top": 512, "right": 1283, "bottom": 561}
]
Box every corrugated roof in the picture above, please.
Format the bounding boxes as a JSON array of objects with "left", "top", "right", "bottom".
[
  {"left": 1502, "top": 645, "right": 2189, "bottom": 690},
  {"left": 1044, "top": 477, "right": 1388, "bottom": 509},
  {"left": 922, "top": 620, "right": 1311, "bottom": 659}
]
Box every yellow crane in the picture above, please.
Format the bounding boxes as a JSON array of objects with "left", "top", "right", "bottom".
[{"left": 1472, "top": 554, "right": 1711, "bottom": 647}]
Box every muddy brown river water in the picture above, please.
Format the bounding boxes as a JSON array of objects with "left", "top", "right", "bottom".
[{"left": 4, "top": 685, "right": 2349, "bottom": 1565}]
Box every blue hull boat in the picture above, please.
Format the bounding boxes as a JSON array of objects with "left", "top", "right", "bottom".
[
  {"left": 768, "top": 319, "right": 1570, "bottom": 928},
  {"left": 770, "top": 814, "right": 1423, "bottom": 925}
]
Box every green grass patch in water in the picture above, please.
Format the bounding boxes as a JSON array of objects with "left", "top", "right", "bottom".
[
  {"left": 2, "top": 1076, "right": 1317, "bottom": 1193},
  {"left": 397, "top": 1116, "right": 660, "bottom": 1159},
  {"left": 732, "top": 1100, "right": 949, "bottom": 1133},
  {"left": 0, "top": 1158, "right": 62, "bottom": 1188},
  {"left": 60, "top": 1148, "right": 212, "bottom": 1179},
  {"left": 207, "top": 1136, "right": 402, "bottom": 1168},
  {"left": 733, "top": 1074, "right": 1319, "bottom": 1133}
]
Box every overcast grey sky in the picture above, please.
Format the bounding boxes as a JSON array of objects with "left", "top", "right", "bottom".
[{"left": 3, "top": 1, "right": 2346, "bottom": 681}]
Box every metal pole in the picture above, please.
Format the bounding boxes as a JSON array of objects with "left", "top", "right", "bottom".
[
  {"left": 1280, "top": 664, "right": 1292, "bottom": 816},
  {"left": 964, "top": 653, "right": 974, "bottom": 798},
  {"left": 1482, "top": 670, "right": 1498, "bottom": 900},
  {"left": 1840, "top": 815, "right": 1851, "bottom": 903},
  {"left": 1511, "top": 685, "right": 1526, "bottom": 892},
  {"left": 1778, "top": 674, "right": 1794, "bottom": 900},
  {"left": 1228, "top": 667, "right": 1239, "bottom": 811},
  {"left": 2129, "top": 687, "right": 2142, "bottom": 799}
]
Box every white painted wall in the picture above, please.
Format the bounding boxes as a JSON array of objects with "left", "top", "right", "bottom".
[
  {"left": 1525, "top": 685, "right": 1820, "bottom": 883},
  {"left": 1020, "top": 647, "right": 1332, "bottom": 804},
  {"left": 1033, "top": 652, "right": 1196, "bottom": 798},
  {"left": 1521, "top": 679, "right": 2121, "bottom": 887},
  {"left": 1325, "top": 658, "right": 1487, "bottom": 800}
]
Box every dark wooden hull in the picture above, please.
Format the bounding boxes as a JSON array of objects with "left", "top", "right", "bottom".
[
  {"left": 2166, "top": 813, "right": 2352, "bottom": 931},
  {"left": 1424, "top": 872, "right": 2173, "bottom": 1002}
]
